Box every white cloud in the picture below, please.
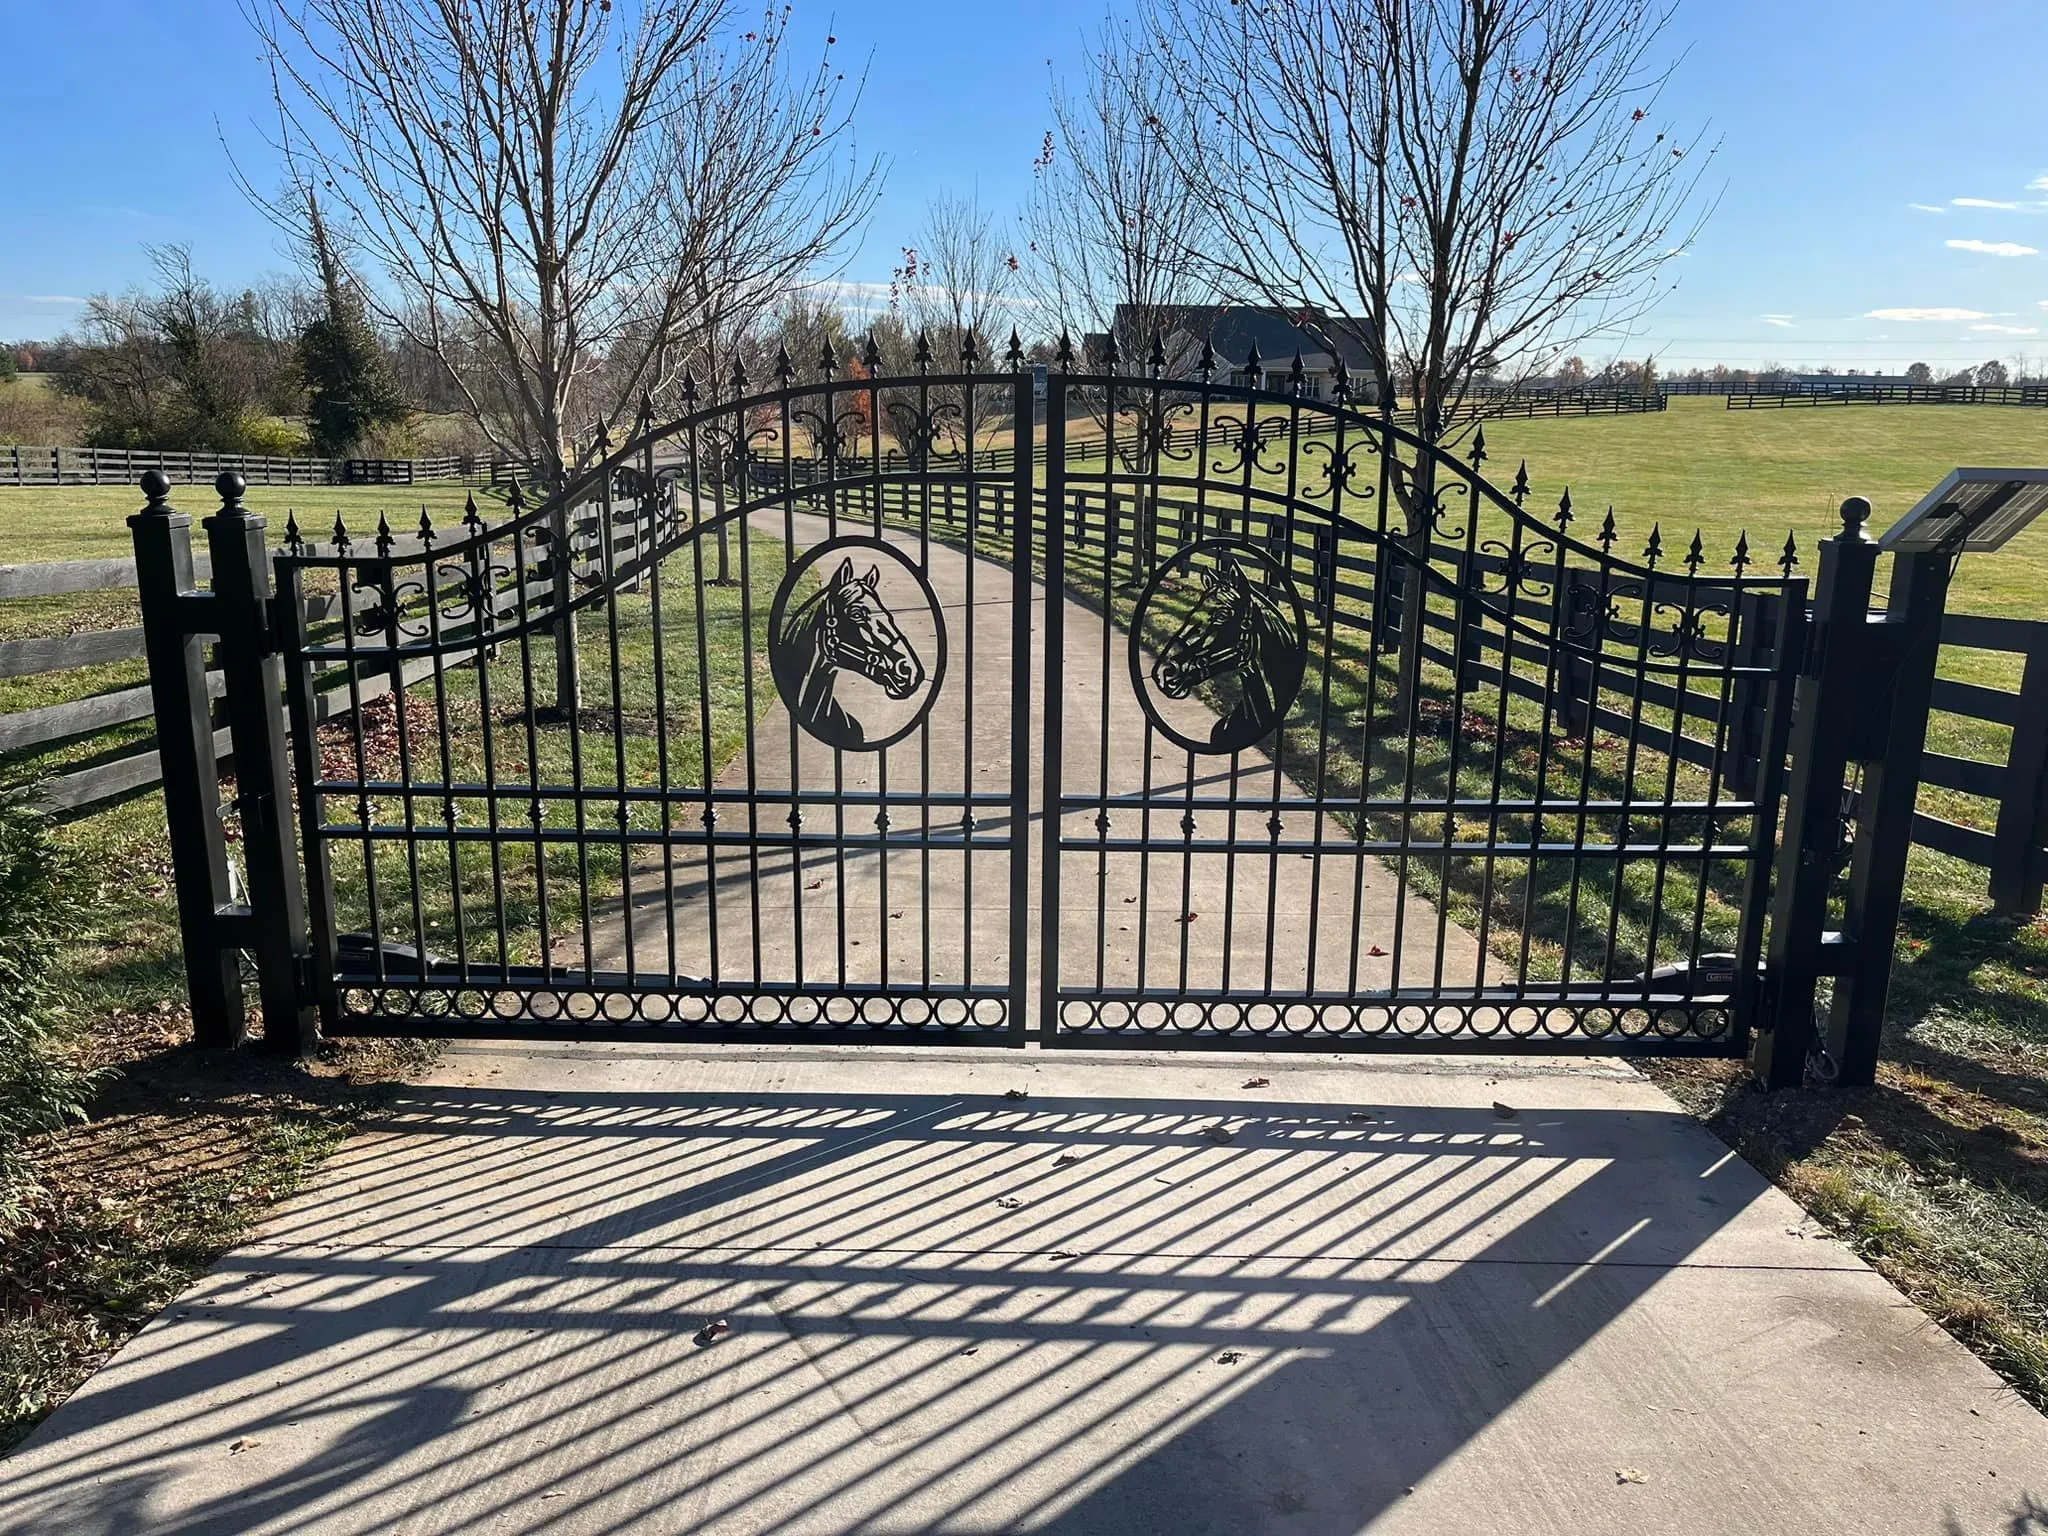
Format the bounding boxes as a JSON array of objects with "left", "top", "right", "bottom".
[
  {"left": 18, "top": 294, "right": 86, "bottom": 305},
  {"left": 1866, "top": 306, "right": 1990, "bottom": 322},
  {"left": 1908, "top": 203, "right": 1946, "bottom": 214},
  {"left": 1947, "top": 238, "right": 2039, "bottom": 257},
  {"left": 1954, "top": 198, "right": 2022, "bottom": 210},
  {"left": 2031, "top": 175, "right": 2048, "bottom": 192},
  {"left": 1761, "top": 314, "right": 1795, "bottom": 328},
  {"left": 1971, "top": 323, "right": 2040, "bottom": 335}
]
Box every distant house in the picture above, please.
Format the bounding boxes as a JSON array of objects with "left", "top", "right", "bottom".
[{"left": 1083, "top": 305, "right": 1376, "bottom": 401}]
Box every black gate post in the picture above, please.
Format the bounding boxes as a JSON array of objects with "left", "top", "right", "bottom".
[
  {"left": 130, "top": 470, "right": 244, "bottom": 1046},
  {"left": 1824, "top": 544, "right": 1953, "bottom": 1086},
  {"left": 205, "top": 473, "right": 319, "bottom": 1053},
  {"left": 1753, "top": 498, "right": 1880, "bottom": 1089}
]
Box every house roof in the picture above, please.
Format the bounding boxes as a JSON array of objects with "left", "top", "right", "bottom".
[{"left": 1112, "top": 304, "right": 1375, "bottom": 372}]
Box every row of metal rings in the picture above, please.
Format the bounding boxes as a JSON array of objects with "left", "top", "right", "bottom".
[
  {"left": 338, "top": 987, "right": 1012, "bottom": 1028},
  {"left": 1056, "top": 997, "right": 1731, "bottom": 1040}
]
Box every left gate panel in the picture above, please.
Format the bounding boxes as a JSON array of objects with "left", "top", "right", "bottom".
[{"left": 276, "top": 372, "right": 1032, "bottom": 1044}]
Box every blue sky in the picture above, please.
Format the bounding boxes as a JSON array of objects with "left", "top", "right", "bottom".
[{"left": 5, "top": 0, "right": 2047, "bottom": 372}]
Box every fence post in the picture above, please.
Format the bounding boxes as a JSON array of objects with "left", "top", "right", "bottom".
[
  {"left": 205, "top": 473, "right": 319, "bottom": 1053},
  {"left": 1825, "top": 545, "right": 1954, "bottom": 1085},
  {"left": 129, "top": 471, "right": 246, "bottom": 1047},
  {"left": 1753, "top": 498, "right": 1880, "bottom": 1089},
  {"left": 1988, "top": 622, "right": 2048, "bottom": 914}
]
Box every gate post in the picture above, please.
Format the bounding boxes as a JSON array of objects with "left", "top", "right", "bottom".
[
  {"left": 1753, "top": 498, "right": 1879, "bottom": 1089},
  {"left": 1824, "top": 544, "right": 1953, "bottom": 1086},
  {"left": 205, "top": 473, "right": 319, "bottom": 1053},
  {"left": 130, "top": 470, "right": 244, "bottom": 1047}
]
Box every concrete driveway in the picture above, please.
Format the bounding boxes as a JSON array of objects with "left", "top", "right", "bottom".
[{"left": 3, "top": 1045, "right": 2044, "bottom": 1535}]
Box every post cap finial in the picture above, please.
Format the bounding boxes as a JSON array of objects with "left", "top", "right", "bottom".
[
  {"left": 138, "top": 468, "right": 172, "bottom": 507},
  {"left": 215, "top": 470, "right": 247, "bottom": 506},
  {"left": 1840, "top": 496, "right": 1872, "bottom": 537}
]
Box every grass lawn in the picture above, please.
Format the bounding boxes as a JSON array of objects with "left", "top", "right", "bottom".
[
  {"left": 0, "top": 480, "right": 508, "bottom": 565},
  {"left": 1475, "top": 395, "right": 2048, "bottom": 626}
]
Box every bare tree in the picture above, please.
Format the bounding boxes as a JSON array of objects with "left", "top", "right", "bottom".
[
  {"left": 1136, "top": 0, "right": 1708, "bottom": 444},
  {"left": 891, "top": 193, "right": 1022, "bottom": 452},
  {"left": 654, "top": 4, "right": 881, "bottom": 410},
  {"left": 1136, "top": 0, "right": 1708, "bottom": 704},
  {"left": 248, "top": 0, "right": 876, "bottom": 484},
  {"left": 1021, "top": 16, "right": 1211, "bottom": 563},
  {"left": 1021, "top": 26, "right": 1208, "bottom": 372}
]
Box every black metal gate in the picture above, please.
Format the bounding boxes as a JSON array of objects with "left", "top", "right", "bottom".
[
  {"left": 135, "top": 343, "right": 1830, "bottom": 1061},
  {"left": 1034, "top": 360, "right": 1804, "bottom": 1054},
  {"left": 275, "top": 354, "right": 1038, "bottom": 1042}
]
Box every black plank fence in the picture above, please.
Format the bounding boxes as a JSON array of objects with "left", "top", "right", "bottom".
[
  {"left": 2, "top": 443, "right": 538, "bottom": 488},
  {"left": 836, "top": 477, "right": 2048, "bottom": 915},
  {"left": 1725, "top": 383, "right": 2048, "bottom": 409},
  {"left": 0, "top": 480, "right": 601, "bottom": 818},
  {"left": 11, "top": 472, "right": 2048, "bottom": 912}
]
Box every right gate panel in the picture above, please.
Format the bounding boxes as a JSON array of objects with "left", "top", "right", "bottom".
[{"left": 1039, "top": 370, "right": 1806, "bottom": 1054}]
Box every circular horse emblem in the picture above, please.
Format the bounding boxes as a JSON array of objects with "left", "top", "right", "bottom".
[
  {"left": 768, "top": 537, "right": 946, "bottom": 751},
  {"left": 1130, "top": 539, "right": 1308, "bottom": 755}
]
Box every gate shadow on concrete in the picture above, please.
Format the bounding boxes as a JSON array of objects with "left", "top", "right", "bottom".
[{"left": 0, "top": 1076, "right": 1910, "bottom": 1532}]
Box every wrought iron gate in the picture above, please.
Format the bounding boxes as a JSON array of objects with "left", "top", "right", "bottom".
[
  {"left": 134, "top": 343, "right": 1823, "bottom": 1059},
  {"left": 276, "top": 354, "right": 1037, "bottom": 1042},
  {"left": 1034, "top": 360, "right": 1805, "bottom": 1054}
]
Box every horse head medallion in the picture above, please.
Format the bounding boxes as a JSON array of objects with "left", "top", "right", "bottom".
[
  {"left": 1134, "top": 541, "right": 1308, "bottom": 754},
  {"left": 770, "top": 540, "right": 944, "bottom": 751}
]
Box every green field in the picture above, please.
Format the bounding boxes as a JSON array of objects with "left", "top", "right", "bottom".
[
  {"left": 1476, "top": 396, "right": 2048, "bottom": 622},
  {"left": 0, "top": 480, "right": 505, "bottom": 565}
]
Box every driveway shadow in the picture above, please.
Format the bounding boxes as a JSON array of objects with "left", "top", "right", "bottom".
[{"left": 1, "top": 1076, "right": 2038, "bottom": 1533}]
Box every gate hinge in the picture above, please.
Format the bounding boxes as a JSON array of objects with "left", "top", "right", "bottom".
[{"left": 294, "top": 952, "right": 319, "bottom": 1005}]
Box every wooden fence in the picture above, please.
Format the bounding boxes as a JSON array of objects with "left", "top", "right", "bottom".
[
  {"left": 836, "top": 478, "right": 2048, "bottom": 912},
  {"left": 1725, "top": 383, "right": 2048, "bottom": 409},
  {"left": 15, "top": 476, "right": 2048, "bottom": 910},
  {"left": 1, "top": 444, "right": 537, "bottom": 488},
  {"left": 0, "top": 507, "right": 589, "bottom": 817}
]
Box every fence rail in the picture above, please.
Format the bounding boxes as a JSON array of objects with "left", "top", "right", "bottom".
[
  {"left": 1, "top": 443, "right": 537, "bottom": 488},
  {"left": 831, "top": 477, "right": 2048, "bottom": 913},
  {"left": 14, "top": 475, "right": 2048, "bottom": 910},
  {"left": 0, "top": 498, "right": 558, "bottom": 816},
  {"left": 1725, "top": 383, "right": 2048, "bottom": 409}
]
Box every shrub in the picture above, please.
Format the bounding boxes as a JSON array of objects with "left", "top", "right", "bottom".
[{"left": 0, "top": 794, "right": 102, "bottom": 1225}]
